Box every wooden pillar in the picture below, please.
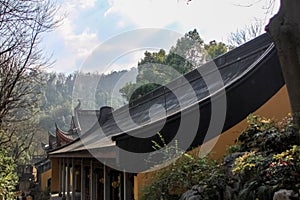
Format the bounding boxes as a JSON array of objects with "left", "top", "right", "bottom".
[
  {"left": 103, "top": 166, "right": 106, "bottom": 200},
  {"left": 75, "top": 164, "right": 78, "bottom": 193},
  {"left": 81, "top": 159, "right": 85, "bottom": 200},
  {"left": 67, "top": 159, "right": 71, "bottom": 200},
  {"left": 95, "top": 170, "right": 98, "bottom": 200},
  {"left": 124, "top": 173, "right": 133, "bottom": 200},
  {"left": 89, "top": 160, "right": 94, "bottom": 200},
  {"left": 59, "top": 159, "right": 62, "bottom": 195},
  {"left": 104, "top": 166, "right": 110, "bottom": 200},
  {"left": 62, "top": 159, "right": 66, "bottom": 198},
  {"left": 121, "top": 171, "right": 131, "bottom": 200},
  {"left": 121, "top": 171, "right": 127, "bottom": 200},
  {"left": 72, "top": 159, "right": 76, "bottom": 200}
]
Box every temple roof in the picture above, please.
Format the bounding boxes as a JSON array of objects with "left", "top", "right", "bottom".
[
  {"left": 55, "top": 123, "right": 77, "bottom": 145},
  {"left": 44, "top": 99, "right": 106, "bottom": 151},
  {"left": 48, "top": 33, "right": 284, "bottom": 161}
]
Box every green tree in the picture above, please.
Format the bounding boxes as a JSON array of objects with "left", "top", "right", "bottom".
[
  {"left": 0, "top": 147, "right": 18, "bottom": 199},
  {"left": 137, "top": 49, "right": 168, "bottom": 84},
  {"left": 204, "top": 40, "right": 228, "bottom": 61},
  {"left": 167, "top": 29, "right": 205, "bottom": 71},
  {"left": 120, "top": 29, "right": 206, "bottom": 101},
  {"left": 39, "top": 72, "right": 73, "bottom": 132},
  {"left": 120, "top": 50, "right": 170, "bottom": 101},
  {"left": 119, "top": 82, "right": 138, "bottom": 102}
]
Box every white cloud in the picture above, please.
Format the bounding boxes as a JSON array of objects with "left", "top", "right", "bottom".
[
  {"left": 79, "top": 0, "right": 97, "bottom": 9},
  {"left": 63, "top": 27, "right": 99, "bottom": 58},
  {"left": 116, "top": 20, "right": 126, "bottom": 28},
  {"left": 44, "top": 0, "right": 100, "bottom": 73},
  {"left": 44, "top": 0, "right": 280, "bottom": 73},
  {"left": 79, "top": 28, "right": 182, "bottom": 74},
  {"left": 104, "top": 0, "right": 279, "bottom": 41},
  {"left": 52, "top": 18, "right": 99, "bottom": 71},
  {"left": 60, "top": 0, "right": 97, "bottom": 12}
]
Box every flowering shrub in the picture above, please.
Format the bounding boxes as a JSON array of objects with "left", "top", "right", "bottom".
[
  {"left": 231, "top": 115, "right": 300, "bottom": 199},
  {"left": 232, "top": 151, "right": 264, "bottom": 175},
  {"left": 141, "top": 154, "right": 219, "bottom": 200},
  {"left": 264, "top": 145, "right": 300, "bottom": 189},
  {"left": 142, "top": 115, "right": 300, "bottom": 200},
  {"left": 237, "top": 114, "right": 298, "bottom": 153}
]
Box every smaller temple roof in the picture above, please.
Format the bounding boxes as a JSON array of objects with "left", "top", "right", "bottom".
[{"left": 55, "top": 121, "right": 78, "bottom": 146}]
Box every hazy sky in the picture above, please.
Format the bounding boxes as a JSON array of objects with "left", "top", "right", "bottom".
[{"left": 42, "top": 0, "right": 279, "bottom": 74}]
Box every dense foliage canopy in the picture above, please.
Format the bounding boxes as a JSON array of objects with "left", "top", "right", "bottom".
[{"left": 119, "top": 29, "right": 229, "bottom": 101}]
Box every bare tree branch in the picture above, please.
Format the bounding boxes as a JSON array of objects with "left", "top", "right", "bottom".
[
  {"left": 228, "top": 20, "right": 264, "bottom": 46},
  {"left": 0, "top": 0, "right": 61, "bottom": 163}
]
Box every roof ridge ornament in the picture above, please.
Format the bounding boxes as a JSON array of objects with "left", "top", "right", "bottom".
[{"left": 74, "top": 99, "right": 81, "bottom": 111}]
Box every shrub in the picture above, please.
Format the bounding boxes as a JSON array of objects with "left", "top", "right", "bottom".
[
  {"left": 142, "top": 115, "right": 300, "bottom": 200},
  {"left": 237, "top": 114, "right": 298, "bottom": 153},
  {"left": 141, "top": 132, "right": 221, "bottom": 199},
  {"left": 0, "top": 148, "right": 18, "bottom": 199},
  {"left": 231, "top": 115, "right": 300, "bottom": 199},
  {"left": 141, "top": 154, "right": 218, "bottom": 200}
]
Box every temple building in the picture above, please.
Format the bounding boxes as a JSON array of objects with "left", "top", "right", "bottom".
[
  {"left": 42, "top": 34, "right": 291, "bottom": 200},
  {"left": 44, "top": 106, "right": 134, "bottom": 200}
]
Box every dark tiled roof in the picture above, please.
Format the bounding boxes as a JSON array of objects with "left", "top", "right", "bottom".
[{"left": 49, "top": 33, "right": 283, "bottom": 158}]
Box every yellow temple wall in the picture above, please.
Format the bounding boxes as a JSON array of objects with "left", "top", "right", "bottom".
[
  {"left": 135, "top": 86, "right": 291, "bottom": 199},
  {"left": 50, "top": 158, "right": 60, "bottom": 193},
  {"left": 40, "top": 169, "right": 52, "bottom": 192}
]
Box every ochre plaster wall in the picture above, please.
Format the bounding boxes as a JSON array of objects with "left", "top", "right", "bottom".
[
  {"left": 135, "top": 86, "right": 291, "bottom": 199},
  {"left": 50, "top": 158, "right": 59, "bottom": 193},
  {"left": 40, "top": 169, "right": 52, "bottom": 191}
]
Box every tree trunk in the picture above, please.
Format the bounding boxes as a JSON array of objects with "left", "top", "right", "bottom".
[{"left": 266, "top": 0, "right": 300, "bottom": 125}]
